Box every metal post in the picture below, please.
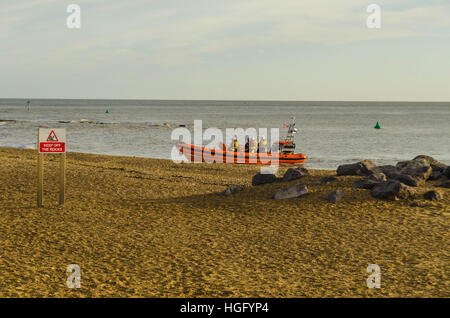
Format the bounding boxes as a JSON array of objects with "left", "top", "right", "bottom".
[{"left": 37, "top": 129, "right": 44, "bottom": 207}]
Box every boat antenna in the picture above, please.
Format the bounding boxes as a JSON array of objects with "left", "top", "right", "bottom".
[{"left": 284, "top": 115, "right": 297, "bottom": 143}]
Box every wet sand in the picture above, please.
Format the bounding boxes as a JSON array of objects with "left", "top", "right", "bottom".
[{"left": 0, "top": 147, "right": 448, "bottom": 297}]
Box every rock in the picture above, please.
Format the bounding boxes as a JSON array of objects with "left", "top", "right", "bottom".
[
  {"left": 430, "top": 163, "right": 448, "bottom": 173},
  {"left": 410, "top": 201, "right": 427, "bottom": 207},
  {"left": 412, "top": 155, "right": 435, "bottom": 164},
  {"left": 396, "top": 158, "right": 430, "bottom": 169},
  {"left": 371, "top": 180, "right": 416, "bottom": 201},
  {"left": 326, "top": 190, "right": 345, "bottom": 203},
  {"left": 337, "top": 160, "right": 379, "bottom": 176},
  {"left": 274, "top": 183, "right": 308, "bottom": 200},
  {"left": 297, "top": 167, "right": 310, "bottom": 176},
  {"left": 423, "top": 190, "right": 443, "bottom": 202},
  {"left": 413, "top": 155, "right": 447, "bottom": 172},
  {"left": 224, "top": 185, "right": 244, "bottom": 195},
  {"left": 380, "top": 166, "right": 431, "bottom": 187},
  {"left": 399, "top": 166, "right": 432, "bottom": 181},
  {"left": 353, "top": 173, "right": 387, "bottom": 189},
  {"left": 385, "top": 170, "right": 401, "bottom": 180},
  {"left": 428, "top": 170, "right": 443, "bottom": 181},
  {"left": 395, "top": 174, "right": 424, "bottom": 187},
  {"left": 436, "top": 180, "right": 450, "bottom": 188},
  {"left": 252, "top": 173, "right": 277, "bottom": 186},
  {"left": 282, "top": 167, "right": 309, "bottom": 182},
  {"left": 378, "top": 165, "right": 397, "bottom": 176},
  {"left": 316, "top": 176, "right": 337, "bottom": 185},
  {"left": 443, "top": 166, "right": 450, "bottom": 179},
  {"left": 396, "top": 155, "right": 447, "bottom": 173}
]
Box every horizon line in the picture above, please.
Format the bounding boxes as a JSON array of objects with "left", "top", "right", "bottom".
[{"left": 1, "top": 97, "right": 449, "bottom": 103}]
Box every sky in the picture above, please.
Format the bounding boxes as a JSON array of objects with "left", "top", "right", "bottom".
[{"left": 0, "top": 0, "right": 449, "bottom": 101}]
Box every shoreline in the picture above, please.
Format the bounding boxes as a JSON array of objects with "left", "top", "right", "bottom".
[
  {"left": 2, "top": 145, "right": 449, "bottom": 171},
  {"left": 0, "top": 146, "right": 448, "bottom": 297}
]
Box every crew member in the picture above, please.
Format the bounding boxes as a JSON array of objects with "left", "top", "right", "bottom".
[
  {"left": 250, "top": 138, "right": 258, "bottom": 153},
  {"left": 245, "top": 137, "right": 249, "bottom": 153}
]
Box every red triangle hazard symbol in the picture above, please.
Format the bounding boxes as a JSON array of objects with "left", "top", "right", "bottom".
[{"left": 47, "top": 130, "right": 59, "bottom": 142}]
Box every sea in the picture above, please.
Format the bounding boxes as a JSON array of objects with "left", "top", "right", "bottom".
[{"left": 0, "top": 99, "right": 449, "bottom": 169}]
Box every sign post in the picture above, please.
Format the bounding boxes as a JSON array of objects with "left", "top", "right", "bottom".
[
  {"left": 60, "top": 152, "right": 66, "bottom": 205},
  {"left": 37, "top": 128, "right": 67, "bottom": 206},
  {"left": 37, "top": 129, "right": 44, "bottom": 207}
]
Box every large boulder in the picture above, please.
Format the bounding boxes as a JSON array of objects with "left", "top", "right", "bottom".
[
  {"left": 412, "top": 155, "right": 436, "bottom": 164},
  {"left": 371, "top": 180, "right": 416, "bottom": 201},
  {"left": 413, "top": 155, "right": 447, "bottom": 172},
  {"left": 378, "top": 165, "right": 398, "bottom": 177},
  {"left": 423, "top": 190, "right": 444, "bottom": 202},
  {"left": 430, "top": 163, "right": 448, "bottom": 173},
  {"left": 274, "top": 183, "right": 308, "bottom": 200},
  {"left": 397, "top": 155, "right": 447, "bottom": 173},
  {"left": 428, "top": 170, "right": 443, "bottom": 181},
  {"left": 252, "top": 173, "right": 277, "bottom": 186},
  {"left": 353, "top": 173, "right": 387, "bottom": 189},
  {"left": 282, "top": 167, "right": 309, "bottom": 182},
  {"left": 396, "top": 158, "right": 430, "bottom": 170},
  {"left": 337, "top": 160, "right": 379, "bottom": 176},
  {"left": 326, "top": 190, "right": 345, "bottom": 203},
  {"left": 382, "top": 170, "right": 402, "bottom": 180},
  {"left": 394, "top": 174, "right": 425, "bottom": 187},
  {"left": 379, "top": 166, "right": 431, "bottom": 187},
  {"left": 399, "top": 165, "right": 432, "bottom": 181}
]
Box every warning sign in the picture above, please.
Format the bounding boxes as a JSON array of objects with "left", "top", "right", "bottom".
[{"left": 39, "top": 128, "right": 66, "bottom": 153}]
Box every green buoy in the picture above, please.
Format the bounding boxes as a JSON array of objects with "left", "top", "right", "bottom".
[
  {"left": 374, "top": 121, "right": 381, "bottom": 129},
  {"left": 26, "top": 100, "right": 30, "bottom": 111},
  {"left": 105, "top": 109, "right": 110, "bottom": 114}
]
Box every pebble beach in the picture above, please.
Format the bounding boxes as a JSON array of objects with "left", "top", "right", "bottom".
[{"left": 0, "top": 146, "right": 448, "bottom": 297}]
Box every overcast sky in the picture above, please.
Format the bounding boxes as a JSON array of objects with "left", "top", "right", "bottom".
[{"left": 1, "top": 0, "right": 449, "bottom": 101}]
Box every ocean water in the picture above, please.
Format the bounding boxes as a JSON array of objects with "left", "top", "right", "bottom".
[{"left": 0, "top": 99, "right": 449, "bottom": 169}]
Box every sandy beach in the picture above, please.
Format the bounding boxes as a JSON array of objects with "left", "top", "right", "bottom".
[{"left": 0, "top": 146, "right": 448, "bottom": 297}]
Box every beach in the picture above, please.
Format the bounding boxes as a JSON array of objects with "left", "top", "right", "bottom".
[{"left": 0, "top": 146, "right": 448, "bottom": 297}]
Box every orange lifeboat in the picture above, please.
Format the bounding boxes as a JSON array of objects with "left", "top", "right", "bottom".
[
  {"left": 176, "top": 143, "right": 307, "bottom": 165},
  {"left": 176, "top": 116, "right": 307, "bottom": 165}
]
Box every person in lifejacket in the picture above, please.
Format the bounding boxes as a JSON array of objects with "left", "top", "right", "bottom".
[
  {"left": 250, "top": 138, "right": 258, "bottom": 153},
  {"left": 245, "top": 137, "right": 249, "bottom": 153},
  {"left": 230, "top": 137, "right": 238, "bottom": 152}
]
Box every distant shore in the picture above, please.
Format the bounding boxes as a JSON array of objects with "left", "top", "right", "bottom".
[{"left": 0, "top": 147, "right": 448, "bottom": 297}]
